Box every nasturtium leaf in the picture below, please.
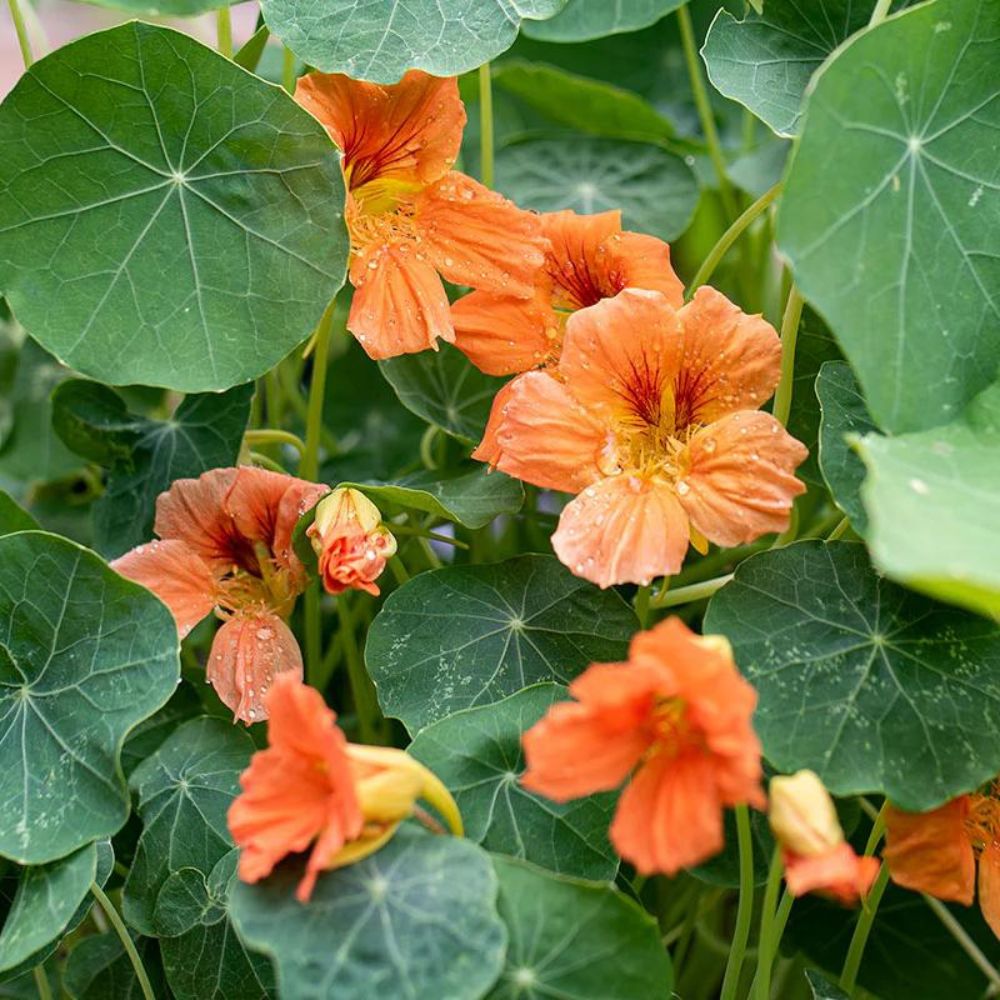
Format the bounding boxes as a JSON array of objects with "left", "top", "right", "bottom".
[
  {"left": 123, "top": 717, "right": 254, "bottom": 936},
  {"left": 234, "top": 25, "right": 271, "bottom": 72},
  {"left": 341, "top": 467, "right": 524, "bottom": 530},
  {"left": 496, "top": 135, "right": 698, "bottom": 241},
  {"left": 704, "top": 541, "right": 1000, "bottom": 811},
  {"left": 379, "top": 345, "right": 506, "bottom": 444},
  {"left": 0, "top": 494, "right": 37, "bottom": 536},
  {"left": 688, "top": 808, "right": 774, "bottom": 888},
  {"left": 492, "top": 63, "right": 675, "bottom": 142},
  {"left": 366, "top": 554, "right": 637, "bottom": 733},
  {"left": 488, "top": 857, "right": 673, "bottom": 999},
  {"left": 0, "top": 844, "right": 96, "bottom": 973},
  {"left": 0, "top": 531, "right": 179, "bottom": 864},
  {"left": 230, "top": 825, "right": 507, "bottom": 1000},
  {"left": 0, "top": 22, "right": 347, "bottom": 393},
  {"left": 85, "top": 0, "right": 232, "bottom": 13},
  {"left": 521, "top": 0, "right": 682, "bottom": 42},
  {"left": 702, "top": 1, "right": 910, "bottom": 138},
  {"left": 258, "top": 0, "right": 565, "bottom": 83},
  {"left": 64, "top": 933, "right": 166, "bottom": 1000},
  {"left": 805, "top": 971, "right": 850, "bottom": 1000},
  {"left": 727, "top": 138, "right": 790, "bottom": 198},
  {"left": 409, "top": 685, "right": 618, "bottom": 880},
  {"left": 52, "top": 379, "right": 253, "bottom": 558},
  {"left": 777, "top": 0, "right": 1000, "bottom": 433},
  {"left": 120, "top": 681, "right": 204, "bottom": 779},
  {"left": 855, "top": 381, "right": 1000, "bottom": 621},
  {"left": 158, "top": 852, "right": 275, "bottom": 1000},
  {"left": 817, "top": 361, "right": 878, "bottom": 532}
]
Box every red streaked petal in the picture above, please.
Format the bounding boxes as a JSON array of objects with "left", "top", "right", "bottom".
[{"left": 153, "top": 468, "right": 240, "bottom": 572}]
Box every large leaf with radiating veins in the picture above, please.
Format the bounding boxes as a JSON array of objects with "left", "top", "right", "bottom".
[
  {"left": 487, "top": 858, "right": 673, "bottom": 999},
  {"left": 258, "top": 0, "right": 565, "bottom": 82},
  {"left": 805, "top": 971, "right": 850, "bottom": 1000},
  {"left": 379, "top": 344, "right": 506, "bottom": 444},
  {"left": 0, "top": 493, "right": 37, "bottom": 536},
  {"left": 855, "top": 381, "right": 1000, "bottom": 621},
  {"left": 230, "top": 826, "right": 507, "bottom": 1000},
  {"left": 157, "top": 852, "right": 275, "bottom": 1000},
  {"left": 702, "top": 1, "right": 912, "bottom": 138},
  {"left": 0, "top": 23, "right": 347, "bottom": 392},
  {"left": 52, "top": 379, "right": 253, "bottom": 558},
  {"left": 123, "top": 717, "right": 254, "bottom": 936},
  {"left": 704, "top": 541, "right": 1000, "bottom": 811},
  {"left": 521, "top": 0, "right": 682, "bottom": 42},
  {"left": 409, "top": 685, "right": 618, "bottom": 880},
  {"left": 817, "top": 361, "right": 879, "bottom": 533},
  {"left": 63, "top": 933, "right": 166, "bottom": 1000},
  {"left": 366, "top": 554, "right": 637, "bottom": 733},
  {"left": 0, "top": 531, "right": 179, "bottom": 864},
  {"left": 777, "top": 0, "right": 1000, "bottom": 433},
  {"left": 340, "top": 467, "right": 524, "bottom": 530},
  {"left": 496, "top": 135, "right": 698, "bottom": 241}
]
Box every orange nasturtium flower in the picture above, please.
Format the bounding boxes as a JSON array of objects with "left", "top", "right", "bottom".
[
  {"left": 228, "top": 674, "right": 461, "bottom": 902},
  {"left": 883, "top": 783, "right": 1000, "bottom": 938},
  {"left": 112, "top": 467, "right": 328, "bottom": 724},
  {"left": 478, "top": 287, "right": 808, "bottom": 588},
  {"left": 307, "top": 487, "right": 397, "bottom": 596},
  {"left": 521, "top": 617, "right": 764, "bottom": 875},
  {"left": 295, "top": 69, "right": 547, "bottom": 360},
  {"left": 768, "top": 770, "right": 879, "bottom": 904}
]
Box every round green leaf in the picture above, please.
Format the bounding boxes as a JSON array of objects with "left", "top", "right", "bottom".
[
  {"left": 0, "top": 23, "right": 347, "bottom": 392},
  {"left": 259, "top": 0, "right": 565, "bottom": 83},
  {"left": 0, "top": 493, "right": 38, "bottom": 537},
  {"left": 496, "top": 136, "right": 698, "bottom": 241},
  {"left": 704, "top": 540, "right": 1000, "bottom": 811},
  {"left": 521, "top": 0, "right": 682, "bottom": 42},
  {"left": 777, "top": 0, "right": 1000, "bottom": 433},
  {"left": 409, "top": 685, "right": 618, "bottom": 880},
  {"left": 855, "top": 381, "right": 1000, "bottom": 621},
  {"left": 341, "top": 467, "right": 524, "bottom": 530},
  {"left": 816, "top": 360, "right": 878, "bottom": 533},
  {"left": 0, "top": 531, "right": 179, "bottom": 864},
  {"left": 64, "top": 933, "right": 166, "bottom": 1000},
  {"left": 123, "top": 717, "right": 254, "bottom": 936},
  {"left": 230, "top": 825, "right": 507, "bottom": 1000},
  {"left": 488, "top": 857, "right": 673, "bottom": 999},
  {"left": 379, "top": 344, "right": 505, "bottom": 445},
  {"left": 366, "top": 554, "right": 637, "bottom": 733}
]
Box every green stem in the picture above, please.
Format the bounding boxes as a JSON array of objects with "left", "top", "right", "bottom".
[
  {"left": 754, "top": 848, "right": 784, "bottom": 1000},
  {"left": 301, "top": 298, "right": 336, "bottom": 482},
  {"left": 922, "top": 894, "right": 1000, "bottom": 991},
  {"left": 32, "top": 966, "right": 51, "bottom": 1000},
  {"left": 828, "top": 516, "right": 851, "bottom": 541},
  {"left": 864, "top": 802, "right": 888, "bottom": 856},
  {"left": 677, "top": 4, "right": 738, "bottom": 221},
  {"left": 216, "top": 7, "right": 233, "bottom": 57},
  {"left": 649, "top": 573, "right": 733, "bottom": 609},
  {"left": 479, "top": 62, "right": 495, "bottom": 188},
  {"left": 720, "top": 804, "right": 756, "bottom": 1000},
  {"left": 390, "top": 525, "right": 470, "bottom": 549},
  {"left": 419, "top": 425, "right": 441, "bottom": 470},
  {"left": 839, "top": 863, "right": 890, "bottom": 994},
  {"left": 771, "top": 285, "right": 804, "bottom": 426},
  {"left": 7, "top": 0, "right": 33, "bottom": 66},
  {"left": 635, "top": 584, "right": 652, "bottom": 628},
  {"left": 686, "top": 182, "right": 782, "bottom": 299},
  {"left": 751, "top": 890, "right": 794, "bottom": 999},
  {"left": 868, "top": 0, "right": 893, "bottom": 26},
  {"left": 90, "top": 882, "right": 155, "bottom": 1000},
  {"left": 245, "top": 428, "right": 306, "bottom": 455},
  {"left": 249, "top": 451, "right": 287, "bottom": 473},
  {"left": 282, "top": 46, "right": 296, "bottom": 94},
  {"left": 337, "top": 596, "right": 380, "bottom": 743}
]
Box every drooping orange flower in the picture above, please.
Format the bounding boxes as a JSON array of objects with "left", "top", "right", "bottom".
[
  {"left": 307, "top": 487, "right": 397, "bottom": 596},
  {"left": 295, "top": 70, "right": 547, "bottom": 360},
  {"left": 521, "top": 617, "right": 764, "bottom": 875},
  {"left": 768, "top": 770, "right": 879, "bottom": 904},
  {"left": 228, "top": 675, "right": 461, "bottom": 902},
  {"left": 112, "top": 468, "right": 328, "bottom": 724},
  {"left": 477, "top": 287, "right": 808, "bottom": 587},
  {"left": 884, "top": 784, "right": 1000, "bottom": 939}
]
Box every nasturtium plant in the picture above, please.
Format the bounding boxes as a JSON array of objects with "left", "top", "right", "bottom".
[{"left": 0, "top": 0, "right": 997, "bottom": 996}]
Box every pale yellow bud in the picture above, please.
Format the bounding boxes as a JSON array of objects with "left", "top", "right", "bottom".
[{"left": 768, "top": 769, "right": 844, "bottom": 857}]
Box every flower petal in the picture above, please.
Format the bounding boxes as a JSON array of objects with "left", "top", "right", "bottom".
[
  {"left": 783, "top": 844, "right": 881, "bottom": 904},
  {"left": 416, "top": 172, "right": 547, "bottom": 299},
  {"left": 978, "top": 839, "right": 1000, "bottom": 940},
  {"left": 552, "top": 476, "right": 690, "bottom": 587},
  {"left": 482, "top": 371, "right": 606, "bottom": 493},
  {"left": 602, "top": 231, "right": 684, "bottom": 308},
  {"left": 675, "top": 286, "right": 783, "bottom": 426},
  {"left": 473, "top": 378, "right": 517, "bottom": 470},
  {"left": 611, "top": 750, "right": 725, "bottom": 875},
  {"left": 558, "top": 288, "right": 683, "bottom": 423},
  {"left": 153, "top": 468, "right": 240, "bottom": 572},
  {"left": 541, "top": 209, "right": 623, "bottom": 310},
  {"left": 111, "top": 539, "right": 217, "bottom": 639},
  {"left": 295, "top": 70, "right": 463, "bottom": 188},
  {"left": 680, "top": 411, "right": 808, "bottom": 547},
  {"left": 208, "top": 612, "right": 304, "bottom": 725},
  {"left": 451, "top": 287, "right": 558, "bottom": 376},
  {"left": 884, "top": 797, "right": 976, "bottom": 905},
  {"left": 348, "top": 241, "right": 454, "bottom": 359}
]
